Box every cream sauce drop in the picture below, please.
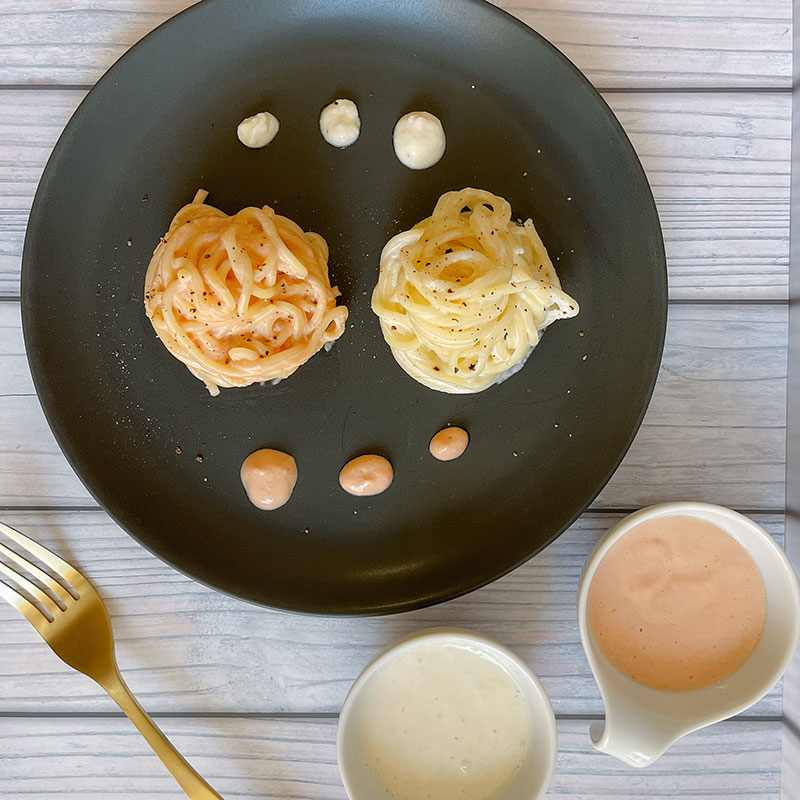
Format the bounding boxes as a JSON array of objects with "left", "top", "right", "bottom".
[
  {"left": 339, "top": 455, "right": 393, "bottom": 496},
  {"left": 319, "top": 99, "right": 361, "bottom": 147},
  {"left": 237, "top": 111, "right": 280, "bottom": 148},
  {"left": 240, "top": 448, "right": 297, "bottom": 510},
  {"left": 587, "top": 515, "right": 766, "bottom": 691},
  {"left": 430, "top": 426, "right": 469, "bottom": 461},
  {"left": 393, "top": 111, "right": 446, "bottom": 169},
  {"left": 356, "top": 641, "right": 532, "bottom": 800}
]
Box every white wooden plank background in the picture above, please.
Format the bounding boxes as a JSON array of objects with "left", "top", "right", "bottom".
[
  {"left": 0, "top": 510, "right": 785, "bottom": 717},
  {"left": 0, "top": 0, "right": 793, "bottom": 797},
  {"left": 0, "top": 717, "right": 783, "bottom": 799},
  {"left": 0, "top": 90, "right": 790, "bottom": 300},
  {"left": 0, "top": 0, "right": 790, "bottom": 89},
  {"left": 0, "top": 302, "right": 788, "bottom": 509}
]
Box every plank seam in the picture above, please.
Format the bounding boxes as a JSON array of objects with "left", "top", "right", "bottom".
[
  {"left": 0, "top": 505, "right": 787, "bottom": 515},
  {"left": 0, "top": 711, "right": 782, "bottom": 722},
  {"left": 0, "top": 85, "right": 792, "bottom": 93},
  {"left": 1, "top": 297, "right": 792, "bottom": 306}
]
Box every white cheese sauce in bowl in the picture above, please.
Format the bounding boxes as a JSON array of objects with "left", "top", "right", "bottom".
[{"left": 337, "top": 629, "right": 556, "bottom": 800}]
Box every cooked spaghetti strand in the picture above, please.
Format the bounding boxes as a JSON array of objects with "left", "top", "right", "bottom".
[
  {"left": 145, "top": 191, "right": 348, "bottom": 395},
  {"left": 371, "top": 188, "right": 578, "bottom": 393}
]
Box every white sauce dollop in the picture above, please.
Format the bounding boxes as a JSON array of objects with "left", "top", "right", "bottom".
[
  {"left": 237, "top": 111, "right": 280, "bottom": 149},
  {"left": 320, "top": 99, "right": 361, "bottom": 148},
  {"left": 393, "top": 111, "right": 446, "bottom": 169}
]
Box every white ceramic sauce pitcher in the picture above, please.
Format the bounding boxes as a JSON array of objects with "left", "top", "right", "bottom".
[{"left": 577, "top": 502, "right": 800, "bottom": 768}]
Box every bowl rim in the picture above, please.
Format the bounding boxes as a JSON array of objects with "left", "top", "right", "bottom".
[
  {"left": 577, "top": 502, "right": 800, "bottom": 717},
  {"left": 335, "top": 626, "right": 558, "bottom": 800}
]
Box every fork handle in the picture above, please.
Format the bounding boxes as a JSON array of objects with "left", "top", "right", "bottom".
[{"left": 100, "top": 668, "right": 224, "bottom": 799}]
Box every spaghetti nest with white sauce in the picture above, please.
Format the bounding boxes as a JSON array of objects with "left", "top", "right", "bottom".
[
  {"left": 371, "top": 187, "right": 579, "bottom": 393},
  {"left": 145, "top": 191, "right": 348, "bottom": 395}
]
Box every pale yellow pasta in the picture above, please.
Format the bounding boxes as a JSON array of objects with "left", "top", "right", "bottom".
[
  {"left": 145, "top": 190, "right": 348, "bottom": 395},
  {"left": 371, "top": 188, "right": 579, "bottom": 393}
]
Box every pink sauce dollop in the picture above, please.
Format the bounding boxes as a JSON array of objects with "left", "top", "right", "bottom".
[
  {"left": 240, "top": 448, "right": 298, "bottom": 510},
  {"left": 429, "top": 426, "right": 469, "bottom": 461},
  {"left": 339, "top": 455, "right": 393, "bottom": 496}
]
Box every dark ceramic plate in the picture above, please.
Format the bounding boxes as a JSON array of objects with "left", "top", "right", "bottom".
[{"left": 22, "top": 0, "right": 666, "bottom": 614}]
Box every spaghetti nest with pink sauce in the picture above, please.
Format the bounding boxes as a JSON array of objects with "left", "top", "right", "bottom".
[{"left": 145, "top": 190, "right": 348, "bottom": 395}]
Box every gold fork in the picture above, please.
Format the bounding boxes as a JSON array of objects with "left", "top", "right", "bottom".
[{"left": 0, "top": 520, "right": 224, "bottom": 799}]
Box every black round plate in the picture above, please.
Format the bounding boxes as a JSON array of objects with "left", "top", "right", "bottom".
[{"left": 22, "top": 0, "right": 666, "bottom": 614}]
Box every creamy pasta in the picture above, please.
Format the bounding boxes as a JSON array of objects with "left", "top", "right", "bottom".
[
  {"left": 371, "top": 188, "right": 578, "bottom": 393},
  {"left": 144, "top": 190, "right": 348, "bottom": 395}
]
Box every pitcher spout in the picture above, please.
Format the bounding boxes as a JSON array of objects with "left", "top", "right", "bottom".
[{"left": 590, "top": 715, "right": 685, "bottom": 768}]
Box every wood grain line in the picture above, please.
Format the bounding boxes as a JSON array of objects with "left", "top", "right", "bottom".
[
  {"left": 0, "top": 0, "right": 790, "bottom": 89},
  {"left": 0, "top": 509, "right": 785, "bottom": 716},
  {"left": 0, "top": 91, "right": 790, "bottom": 300},
  {"left": 0, "top": 716, "right": 782, "bottom": 799},
  {"left": 0, "top": 302, "right": 788, "bottom": 509}
]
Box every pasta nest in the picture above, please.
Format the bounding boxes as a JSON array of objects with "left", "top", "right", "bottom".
[
  {"left": 371, "top": 187, "right": 579, "bottom": 393},
  {"left": 145, "top": 191, "right": 348, "bottom": 395}
]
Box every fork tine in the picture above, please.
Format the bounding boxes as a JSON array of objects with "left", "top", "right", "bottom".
[
  {"left": 0, "top": 560, "right": 60, "bottom": 619},
  {"left": 0, "top": 520, "right": 82, "bottom": 595},
  {"left": 0, "top": 573, "right": 53, "bottom": 628},
  {"left": 0, "top": 540, "right": 71, "bottom": 608}
]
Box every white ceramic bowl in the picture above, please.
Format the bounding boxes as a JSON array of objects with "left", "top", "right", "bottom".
[
  {"left": 336, "top": 628, "right": 557, "bottom": 800},
  {"left": 577, "top": 502, "right": 800, "bottom": 767}
]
